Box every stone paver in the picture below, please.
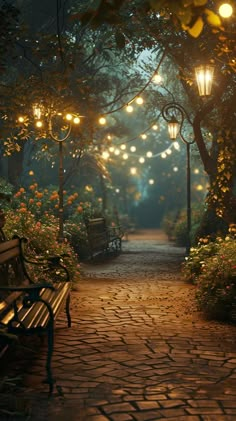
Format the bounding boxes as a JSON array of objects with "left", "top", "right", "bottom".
[{"left": 1, "top": 229, "right": 236, "bottom": 420}]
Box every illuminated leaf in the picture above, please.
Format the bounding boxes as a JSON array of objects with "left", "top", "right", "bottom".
[
  {"left": 205, "top": 9, "right": 221, "bottom": 27},
  {"left": 186, "top": 17, "right": 204, "bottom": 38}
]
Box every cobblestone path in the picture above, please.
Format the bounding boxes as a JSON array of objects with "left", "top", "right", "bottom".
[{"left": 1, "top": 230, "right": 236, "bottom": 421}]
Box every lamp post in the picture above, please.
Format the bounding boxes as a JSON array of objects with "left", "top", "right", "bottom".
[
  {"left": 32, "top": 105, "right": 80, "bottom": 242},
  {"left": 162, "top": 102, "right": 195, "bottom": 254}
]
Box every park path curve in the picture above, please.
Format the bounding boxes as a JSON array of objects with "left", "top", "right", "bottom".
[{"left": 1, "top": 229, "right": 236, "bottom": 421}]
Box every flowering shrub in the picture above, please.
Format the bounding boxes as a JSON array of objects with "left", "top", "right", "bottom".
[
  {"left": 3, "top": 209, "right": 80, "bottom": 284},
  {"left": 183, "top": 224, "right": 236, "bottom": 322}
]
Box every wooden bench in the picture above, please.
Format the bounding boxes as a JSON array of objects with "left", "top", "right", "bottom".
[
  {"left": 0, "top": 236, "right": 71, "bottom": 394},
  {"left": 85, "top": 217, "right": 123, "bottom": 259}
]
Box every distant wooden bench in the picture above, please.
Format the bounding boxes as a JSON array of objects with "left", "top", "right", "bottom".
[
  {"left": 85, "top": 217, "right": 123, "bottom": 259},
  {"left": 0, "top": 236, "right": 71, "bottom": 394}
]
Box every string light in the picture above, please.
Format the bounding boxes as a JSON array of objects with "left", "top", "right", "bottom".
[
  {"left": 219, "top": 3, "right": 233, "bottom": 18},
  {"left": 126, "top": 105, "right": 134, "bottom": 113}
]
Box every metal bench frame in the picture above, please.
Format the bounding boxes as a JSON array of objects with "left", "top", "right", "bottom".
[
  {"left": 85, "top": 217, "right": 123, "bottom": 259},
  {"left": 0, "top": 236, "right": 71, "bottom": 394}
]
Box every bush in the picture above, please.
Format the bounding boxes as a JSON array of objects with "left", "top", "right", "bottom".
[
  {"left": 182, "top": 224, "right": 236, "bottom": 322},
  {"left": 3, "top": 209, "right": 80, "bottom": 284}
]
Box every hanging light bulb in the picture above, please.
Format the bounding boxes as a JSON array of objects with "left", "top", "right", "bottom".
[
  {"left": 152, "top": 74, "right": 162, "bottom": 84},
  {"left": 123, "top": 153, "right": 129, "bottom": 160},
  {"left": 149, "top": 179, "right": 154, "bottom": 185},
  {"left": 152, "top": 124, "right": 158, "bottom": 130},
  {"left": 120, "top": 144, "right": 126, "bottom": 150},
  {"left": 141, "top": 134, "right": 147, "bottom": 140},
  {"left": 146, "top": 151, "right": 153, "bottom": 158},
  {"left": 136, "top": 96, "right": 143, "bottom": 105},
  {"left": 126, "top": 105, "right": 133, "bottom": 113},
  {"left": 130, "top": 146, "right": 136, "bottom": 152},
  {"left": 99, "top": 116, "right": 107, "bottom": 125},
  {"left": 139, "top": 157, "right": 145, "bottom": 163}
]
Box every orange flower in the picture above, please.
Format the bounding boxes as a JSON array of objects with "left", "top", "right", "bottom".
[
  {"left": 55, "top": 204, "right": 59, "bottom": 208},
  {"left": 20, "top": 202, "right": 26, "bottom": 207},
  {"left": 29, "top": 184, "right": 36, "bottom": 190},
  {"left": 19, "top": 187, "right": 25, "bottom": 193},
  {"left": 29, "top": 198, "right": 34, "bottom": 204},
  {"left": 67, "top": 200, "right": 72, "bottom": 205},
  {"left": 36, "top": 201, "right": 42, "bottom": 207},
  {"left": 77, "top": 206, "right": 83, "bottom": 213},
  {"left": 36, "top": 192, "right": 43, "bottom": 198},
  {"left": 14, "top": 192, "right": 21, "bottom": 197},
  {"left": 19, "top": 207, "right": 27, "bottom": 213}
]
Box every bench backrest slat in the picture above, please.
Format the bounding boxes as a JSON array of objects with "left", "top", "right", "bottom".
[{"left": 0, "top": 239, "right": 21, "bottom": 265}]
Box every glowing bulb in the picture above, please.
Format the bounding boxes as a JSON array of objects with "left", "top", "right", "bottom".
[
  {"left": 114, "top": 148, "right": 120, "bottom": 156},
  {"left": 196, "top": 184, "right": 203, "bottom": 191},
  {"left": 141, "top": 134, "right": 147, "bottom": 140},
  {"left": 173, "top": 167, "right": 178, "bottom": 172},
  {"left": 99, "top": 116, "right": 106, "bottom": 125},
  {"left": 173, "top": 142, "right": 180, "bottom": 150},
  {"left": 152, "top": 124, "right": 158, "bottom": 130},
  {"left": 149, "top": 179, "right": 154, "bottom": 185},
  {"left": 219, "top": 3, "right": 233, "bottom": 18},
  {"left": 146, "top": 151, "right": 153, "bottom": 158},
  {"left": 152, "top": 74, "right": 162, "bottom": 84},
  {"left": 35, "top": 120, "right": 43, "bottom": 128},
  {"left": 73, "top": 116, "right": 80, "bottom": 124},
  {"left": 130, "top": 146, "right": 136, "bottom": 152},
  {"left": 136, "top": 96, "right": 143, "bottom": 105},
  {"left": 126, "top": 105, "right": 133, "bottom": 113},
  {"left": 102, "top": 151, "right": 110, "bottom": 159},
  {"left": 66, "top": 113, "right": 73, "bottom": 121},
  {"left": 139, "top": 157, "right": 145, "bottom": 164},
  {"left": 120, "top": 144, "right": 126, "bottom": 150},
  {"left": 166, "top": 149, "right": 172, "bottom": 155},
  {"left": 161, "top": 152, "right": 167, "bottom": 159},
  {"left": 107, "top": 135, "right": 112, "bottom": 140},
  {"left": 123, "top": 153, "right": 129, "bottom": 160},
  {"left": 130, "top": 167, "right": 137, "bottom": 175},
  {"left": 194, "top": 168, "right": 200, "bottom": 174},
  {"left": 115, "top": 188, "right": 120, "bottom": 193},
  {"left": 109, "top": 146, "right": 114, "bottom": 153},
  {"left": 18, "top": 116, "right": 25, "bottom": 123}
]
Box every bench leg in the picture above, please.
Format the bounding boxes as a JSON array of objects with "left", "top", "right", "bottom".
[{"left": 66, "top": 293, "right": 71, "bottom": 328}]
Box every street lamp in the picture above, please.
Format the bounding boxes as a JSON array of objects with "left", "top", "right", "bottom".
[
  {"left": 161, "top": 102, "right": 195, "bottom": 254},
  {"left": 32, "top": 105, "right": 80, "bottom": 242},
  {"left": 194, "top": 64, "right": 214, "bottom": 97}
]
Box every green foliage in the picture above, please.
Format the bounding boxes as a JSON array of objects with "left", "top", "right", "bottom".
[
  {"left": 3, "top": 209, "right": 80, "bottom": 284},
  {"left": 162, "top": 204, "right": 204, "bottom": 247},
  {"left": 183, "top": 225, "right": 236, "bottom": 322}
]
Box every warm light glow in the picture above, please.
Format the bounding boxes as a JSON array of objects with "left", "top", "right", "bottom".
[
  {"left": 219, "top": 3, "right": 233, "bottom": 18},
  {"left": 126, "top": 105, "right": 133, "bottom": 113},
  {"left": 130, "top": 146, "right": 136, "bottom": 152},
  {"left": 136, "top": 96, "right": 144, "bottom": 105},
  {"left": 35, "top": 120, "right": 43, "bottom": 128},
  {"left": 66, "top": 113, "right": 73, "bottom": 121},
  {"left": 73, "top": 116, "right": 80, "bottom": 124},
  {"left": 152, "top": 124, "right": 158, "bottom": 130},
  {"left": 194, "top": 168, "right": 200, "bottom": 174},
  {"left": 166, "top": 149, "right": 172, "bottom": 155},
  {"left": 107, "top": 134, "right": 112, "bottom": 140},
  {"left": 123, "top": 153, "right": 129, "bottom": 160},
  {"left": 173, "top": 166, "right": 178, "bottom": 172},
  {"left": 146, "top": 151, "right": 153, "bottom": 158},
  {"left": 196, "top": 184, "right": 203, "bottom": 191},
  {"left": 99, "top": 116, "right": 106, "bottom": 125},
  {"left": 18, "top": 116, "right": 25, "bottom": 123},
  {"left": 161, "top": 152, "right": 167, "bottom": 159},
  {"left": 152, "top": 73, "right": 162, "bottom": 84},
  {"left": 120, "top": 144, "right": 126, "bottom": 150},
  {"left": 130, "top": 167, "right": 137, "bottom": 175},
  {"left": 195, "top": 65, "right": 214, "bottom": 96},
  {"left": 102, "top": 151, "right": 110, "bottom": 159},
  {"left": 109, "top": 146, "right": 115, "bottom": 152},
  {"left": 114, "top": 148, "right": 120, "bottom": 156},
  {"left": 141, "top": 134, "right": 147, "bottom": 140},
  {"left": 115, "top": 188, "right": 120, "bottom": 193},
  {"left": 173, "top": 142, "right": 180, "bottom": 150},
  {"left": 168, "top": 116, "right": 179, "bottom": 140},
  {"left": 149, "top": 179, "right": 154, "bottom": 185},
  {"left": 33, "top": 104, "right": 42, "bottom": 120},
  {"left": 139, "top": 157, "right": 145, "bottom": 163}
]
